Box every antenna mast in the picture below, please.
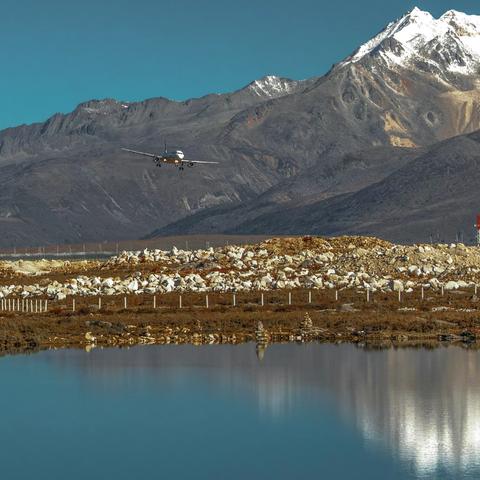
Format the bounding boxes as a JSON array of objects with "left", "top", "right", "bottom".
[{"left": 475, "top": 215, "right": 480, "bottom": 246}]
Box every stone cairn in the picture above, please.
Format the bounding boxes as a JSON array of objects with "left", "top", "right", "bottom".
[
  {"left": 255, "top": 321, "right": 269, "bottom": 344},
  {"left": 255, "top": 321, "right": 270, "bottom": 361},
  {"left": 299, "top": 312, "right": 315, "bottom": 340}
]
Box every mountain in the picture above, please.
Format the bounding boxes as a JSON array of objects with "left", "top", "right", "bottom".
[
  {"left": 151, "top": 8, "right": 480, "bottom": 242},
  {"left": 2, "top": 7, "right": 480, "bottom": 246},
  {"left": 190, "top": 130, "right": 480, "bottom": 244},
  {"left": 0, "top": 77, "right": 312, "bottom": 246}
]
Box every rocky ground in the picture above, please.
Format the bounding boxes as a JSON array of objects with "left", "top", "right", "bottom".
[
  {"left": 1, "top": 236, "right": 480, "bottom": 355},
  {"left": 1, "top": 236, "right": 480, "bottom": 299}
]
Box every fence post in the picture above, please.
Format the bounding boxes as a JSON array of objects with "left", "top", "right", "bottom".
[
  {"left": 335, "top": 290, "right": 338, "bottom": 301},
  {"left": 421, "top": 287, "right": 424, "bottom": 301},
  {"left": 233, "top": 293, "right": 236, "bottom": 307},
  {"left": 205, "top": 295, "right": 209, "bottom": 308},
  {"left": 179, "top": 295, "right": 182, "bottom": 309},
  {"left": 124, "top": 297, "right": 127, "bottom": 309},
  {"left": 153, "top": 296, "right": 156, "bottom": 309},
  {"left": 45, "top": 300, "right": 48, "bottom": 312},
  {"left": 441, "top": 285, "right": 444, "bottom": 296},
  {"left": 98, "top": 297, "right": 102, "bottom": 310},
  {"left": 398, "top": 290, "right": 401, "bottom": 302},
  {"left": 367, "top": 288, "right": 370, "bottom": 303},
  {"left": 73, "top": 298, "right": 76, "bottom": 312},
  {"left": 35, "top": 300, "right": 38, "bottom": 313},
  {"left": 288, "top": 292, "right": 292, "bottom": 305},
  {"left": 261, "top": 292, "right": 264, "bottom": 307},
  {"left": 308, "top": 290, "right": 312, "bottom": 304},
  {"left": 475, "top": 284, "right": 478, "bottom": 296}
]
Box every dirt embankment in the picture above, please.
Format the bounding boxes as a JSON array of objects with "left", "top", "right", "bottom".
[{"left": 1, "top": 236, "right": 480, "bottom": 355}]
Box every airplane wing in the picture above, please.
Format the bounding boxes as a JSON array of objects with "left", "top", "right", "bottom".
[
  {"left": 121, "top": 148, "right": 158, "bottom": 158},
  {"left": 182, "top": 159, "right": 219, "bottom": 165}
]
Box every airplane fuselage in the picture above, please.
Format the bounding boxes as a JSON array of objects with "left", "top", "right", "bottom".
[
  {"left": 163, "top": 150, "right": 185, "bottom": 161},
  {"left": 156, "top": 150, "right": 186, "bottom": 165}
]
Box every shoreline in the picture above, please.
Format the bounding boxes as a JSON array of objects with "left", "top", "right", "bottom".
[{"left": 1, "top": 295, "right": 479, "bottom": 357}]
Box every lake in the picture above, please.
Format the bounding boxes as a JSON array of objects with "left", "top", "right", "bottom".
[{"left": 0, "top": 343, "right": 478, "bottom": 479}]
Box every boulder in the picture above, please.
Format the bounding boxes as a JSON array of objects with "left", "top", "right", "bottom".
[
  {"left": 391, "top": 280, "right": 404, "bottom": 292},
  {"left": 444, "top": 281, "right": 459, "bottom": 291}
]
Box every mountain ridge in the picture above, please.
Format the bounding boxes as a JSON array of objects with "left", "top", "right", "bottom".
[{"left": 2, "top": 7, "right": 480, "bottom": 246}]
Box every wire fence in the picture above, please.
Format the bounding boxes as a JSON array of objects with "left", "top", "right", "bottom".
[
  {"left": 0, "top": 285, "right": 477, "bottom": 316},
  {"left": 0, "top": 235, "right": 274, "bottom": 260}
]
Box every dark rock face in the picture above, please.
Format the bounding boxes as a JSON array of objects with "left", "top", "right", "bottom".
[{"left": 3, "top": 9, "right": 480, "bottom": 246}]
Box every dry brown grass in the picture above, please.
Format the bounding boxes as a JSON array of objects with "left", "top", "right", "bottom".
[{"left": 0, "top": 287, "right": 478, "bottom": 355}]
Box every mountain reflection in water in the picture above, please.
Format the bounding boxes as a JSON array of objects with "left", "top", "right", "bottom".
[{"left": 43, "top": 343, "right": 480, "bottom": 478}]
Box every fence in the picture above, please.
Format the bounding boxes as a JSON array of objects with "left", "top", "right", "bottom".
[
  {"left": 0, "top": 285, "right": 477, "bottom": 316},
  {"left": 0, "top": 298, "right": 48, "bottom": 313},
  {"left": 0, "top": 235, "right": 274, "bottom": 259}
]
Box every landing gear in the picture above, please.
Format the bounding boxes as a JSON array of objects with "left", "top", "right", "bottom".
[{"left": 179, "top": 166, "right": 184, "bottom": 171}]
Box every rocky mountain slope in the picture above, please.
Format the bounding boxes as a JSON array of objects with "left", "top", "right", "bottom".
[
  {"left": 221, "top": 131, "right": 480, "bottom": 243},
  {"left": 2, "top": 8, "right": 480, "bottom": 246},
  {"left": 152, "top": 8, "right": 480, "bottom": 243}
]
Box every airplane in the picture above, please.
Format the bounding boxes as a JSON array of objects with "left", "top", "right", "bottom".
[{"left": 121, "top": 143, "right": 218, "bottom": 170}]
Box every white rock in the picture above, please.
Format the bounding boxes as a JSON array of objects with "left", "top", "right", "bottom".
[
  {"left": 444, "top": 281, "right": 459, "bottom": 290},
  {"left": 391, "top": 280, "right": 404, "bottom": 292}
]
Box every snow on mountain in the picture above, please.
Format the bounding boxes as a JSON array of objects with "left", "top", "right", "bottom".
[
  {"left": 343, "top": 7, "right": 480, "bottom": 75},
  {"left": 246, "top": 75, "right": 300, "bottom": 98}
]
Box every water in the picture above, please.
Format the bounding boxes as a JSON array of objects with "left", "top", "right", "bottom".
[{"left": 0, "top": 344, "right": 479, "bottom": 479}]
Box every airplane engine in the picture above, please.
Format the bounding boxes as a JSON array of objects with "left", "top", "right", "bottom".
[{"left": 188, "top": 162, "right": 194, "bottom": 167}]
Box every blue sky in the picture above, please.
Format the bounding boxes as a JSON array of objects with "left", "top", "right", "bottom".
[{"left": 0, "top": 0, "right": 479, "bottom": 130}]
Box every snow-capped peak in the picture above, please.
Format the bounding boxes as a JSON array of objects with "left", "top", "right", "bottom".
[
  {"left": 344, "top": 7, "right": 480, "bottom": 74},
  {"left": 247, "top": 75, "right": 299, "bottom": 98}
]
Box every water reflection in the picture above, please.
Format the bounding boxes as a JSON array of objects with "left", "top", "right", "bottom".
[{"left": 43, "top": 344, "right": 480, "bottom": 477}]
